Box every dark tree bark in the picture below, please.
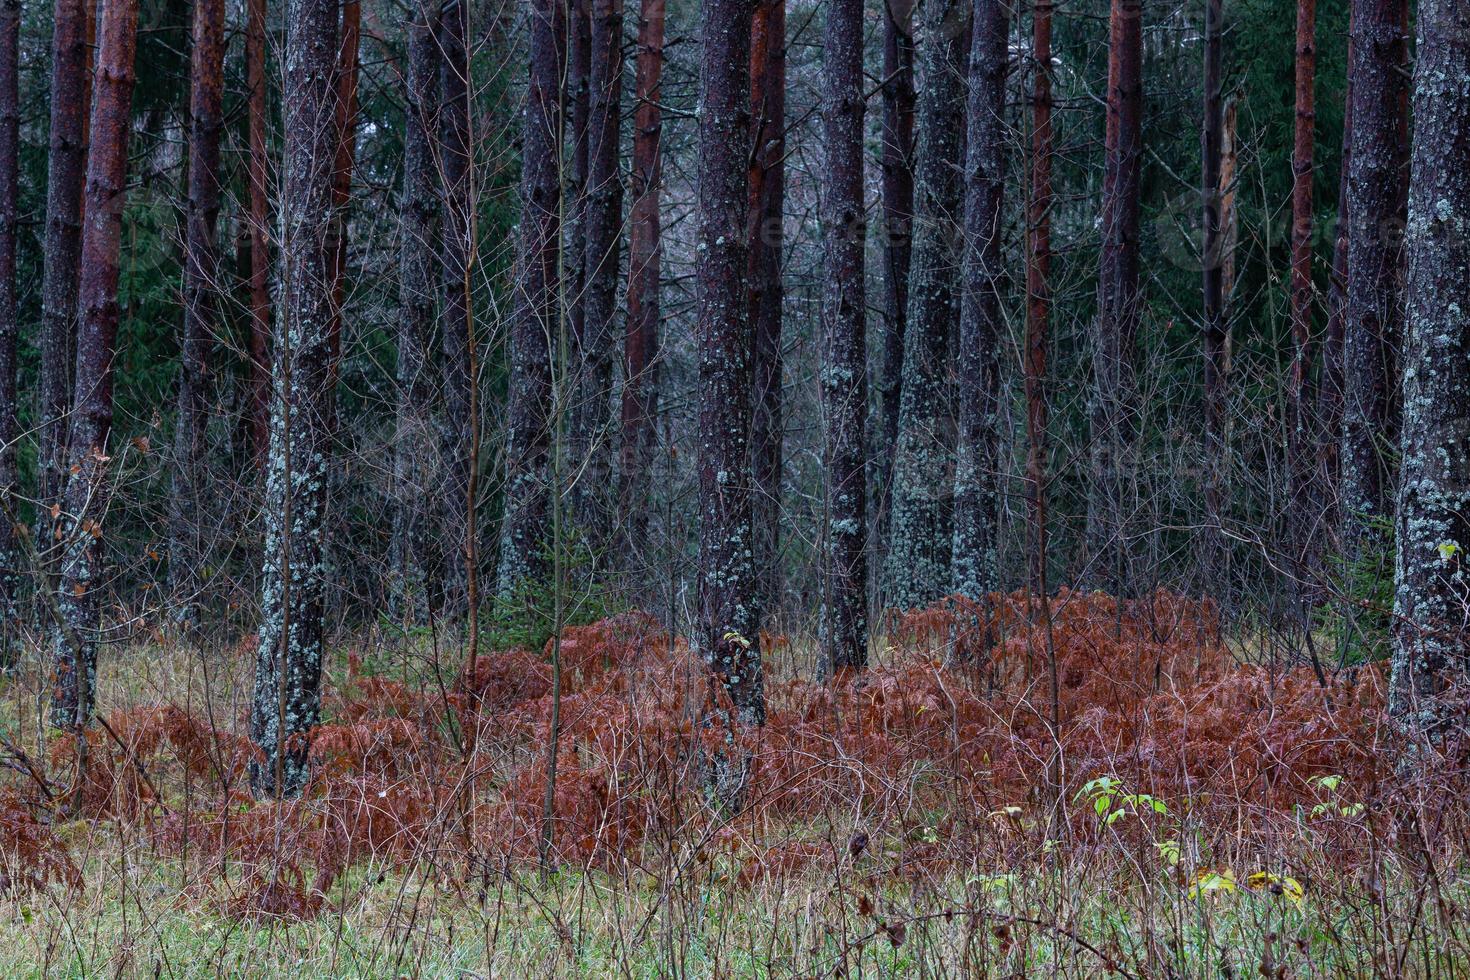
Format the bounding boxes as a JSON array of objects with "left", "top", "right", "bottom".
[
  {"left": 1319, "top": 36, "right": 1351, "bottom": 554},
  {"left": 1085, "top": 0, "right": 1142, "bottom": 596},
  {"left": 1341, "top": 0, "right": 1408, "bottom": 562},
  {"left": 876, "top": 0, "right": 915, "bottom": 532},
  {"left": 1389, "top": 0, "right": 1470, "bottom": 735},
  {"left": 695, "top": 0, "right": 762, "bottom": 727},
  {"left": 619, "top": 0, "right": 664, "bottom": 559},
  {"left": 390, "top": 0, "right": 441, "bottom": 623},
  {"left": 748, "top": 0, "right": 784, "bottom": 622},
  {"left": 567, "top": 0, "right": 591, "bottom": 363},
  {"left": 169, "top": 0, "right": 226, "bottom": 622},
  {"left": 327, "top": 0, "right": 361, "bottom": 394},
  {"left": 952, "top": 0, "right": 1008, "bottom": 601},
  {"left": 1286, "top": 0, "right": 1318, "bottom": 580},
  {"left": 819, "top": 0, "right": 866, "bottom": 673},
  {"left": 39, "top": 0, "right": 91, "bottom": 565},
  {"left": 0, "top": 0, "right": 18, "bottom": 664},
  {"left": 881, "top": 0, "right": 967, "bottom": 610},
  {"left": 440, "top": 0, "right": 479, "bottom": 604},
  {"left": 51, "top": 0, "right": 141, "bottom": 729},
  {"left": 1201, "top": 0, "right": 1227, "bottom": 564},
  {"left": 245, "top": 0, "right": 271, "bottom": 465},
  {"left": 1026, "top": 0, "right": 1053, "bottom": 594},
  {"left": 248, "top": 0, "right": 339, "bottom": 796},
  {"left": 496, "top": 0, "right": 560, "bottom": 595},
  {"left": 571, "top": 0, "right": 625, "bottom": 548}
]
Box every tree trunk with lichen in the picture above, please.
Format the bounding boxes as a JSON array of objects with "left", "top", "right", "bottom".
[
  {"left": 52, "top": 0, "right": 140, "bottom": 729},
  {"left": 169, "top": 0, "right": 226, "bottom": 624},
  {"left": 819, "top": 0, "right": 865, "bottom": 674},
  {"left": 952, "top": 0, "right": 1008, "bottom": 602},
  {"left": 882, "top": 0, "right": 966, "bottom": 611},
  {"left": 1389, "top": 0, "right": 1470, "bottom": 737},
  {"left": 390, "top": 0, "right": 440, "bottom": 623},
  {"left": 496, "top": 0, "right": 560, "bottom": 597},
  {"left": 248, "top": 0, "right": 339, "bottom": 796},
  {"left": 695, "top": 0, "right": 762, "bottom": 737}
]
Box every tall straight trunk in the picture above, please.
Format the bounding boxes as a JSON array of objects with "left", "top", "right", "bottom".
[
  {"left": 748, "top": 0, "right": 784, "bottom": 622},
  {"left": 245, "top": 0, "right": 271, "bottom": 464},
  {"left": 1201, "top": 0, "right": 1227, "bottom": 564},
  {"left": 566, "top": 0, "right": 590, "bottom": 360},
  {"left": 619, "top": 0, "right": 663, "bottom": 559},
  {"left": 571, "top": 0, "right": 624, "bottom": 548},
  {"left": 51, "top": 0, "right": 140, "bottom": 729},
  {"left": 440, "top": 0, "right": 478, "bottom": 604},
  {"left": 248, "top": 0, "right": 339, "bottom": 796},
  {"left": 1341, "top": 0, "right": 1408, "bottom": 562},
  {"left": 1025, "top": 0, "right": 1053, "bottom": 594},
  {"left": 0, "top": 0, "right": 18, "bottom": 663},
  {"left": 391, "top": 0, "right": 441, "bottom": 623},
  {"left": 39, "top": 0, "right": 91, "bottom": 564},
  {"left": 1085, "top": 0, "right": 1143, "bottom": 595},
  {"left": 1287, "top": 0, "right": 1317, "bottom": 576},
  {"left": 169, "top": 0, "right": 226, "bottom": 621},
  {"left": 1319, "top": 36, "right": 1351, "bottom": 554},
  {"left": 818, "top": 0, "right": 866, "bottom": 674},
  {"left": 952, "top": 0, "right": 1008, "bottom": 601},
  {"left": 1389, "top": 0, "right": 1470, "bottom": 735},
  {"left": 496, "top": 0, "right": 560, "bottom": 596},
  {"left": 876, "top": 0, "right": 915, "bottom": 527},
  {"left": 695, "top": 0, "right": 762, "bottom": 726},
  {"left": 881, "top": 0, "right": 967, "bottom": 611},
  {"left": 327, "top": 0, "right": 361, "bottom": 392}
]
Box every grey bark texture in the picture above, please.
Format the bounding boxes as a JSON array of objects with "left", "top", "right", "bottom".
[
  {"left": 952, "top": 0, "right": 1008, "bottom": 602},
  {"left": 881, "top": 0, "right": 968, "bottom": 611},
  {"left": 248, "top": 0, "right": 340, "bottom": 796},
  {"left": 818, "top": 0, "right": 866, "bottom": 673},
  {"left": 1388, "top": 0, "right": 1470, "bottom": 734}
]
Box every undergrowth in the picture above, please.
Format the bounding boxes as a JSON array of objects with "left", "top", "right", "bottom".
[{"left": 0, "top": 591, "right": 1467, "bottom": 977}]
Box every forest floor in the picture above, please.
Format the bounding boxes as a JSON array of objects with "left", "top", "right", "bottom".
[{"left": 0, "top": 592, "right": 1466, "bottom": 978}]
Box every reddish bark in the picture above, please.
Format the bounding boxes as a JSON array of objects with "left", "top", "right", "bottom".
[
  {"left": 619, "top": 0, "right": 665, "bottom": 557},
  {"left": 53, "top": 0, "right": 141, "bottom": 728}
]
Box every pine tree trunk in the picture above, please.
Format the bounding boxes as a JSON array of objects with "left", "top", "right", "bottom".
[
  {"left": 1388, "top": 0, "right": 1470, "bottom": 735},
  {"left": 169, "top": 0, "right": 226, "bottom": 624},
  {"left": 1201, "top": 0, "right": 1227, "bottom": 571},
  {"left": 1341, "top": 0, "right": 1408, "bottom": 563},
  {"left": 391, "top": 0, "right": 441, "bottom": 623},
  {"left": 695, "top": 0, "right": 762, "bottom": 728},
  {"left": 619, "top": 0, "right": 664, "bottom": 562},
  {"left": 881, "top": 0, "right": 967, "bottom": 611},
  {"left": 875, "top": 0, "right": 915, "bottom": 538},
  {"left": 1085, "top": 0, "right": 1142, "bottom": 596},
  {"left": 39, "top": 0, "right": 91, "bottom": 567},
  {"left": 748, "top": 0, "right": 784, "bottom": 623},
  {"left": 0, "top": 0, "right": 18, "bottom": 664},
  {"left": 1026, "top": 0, "right": 1054, "bottom": 595},
  {"left": 440, "top": 0, "right": 479, "bottom": 605},
  {"left": 566, "top": 0, "right": 591, "bottom": 363},
  {"left": 245, "top": 0, "right": 271, "bottom": 465},
  {"left": 51, "top": 0, "right": 140, "bottom": 729},
  {"left": 571, "top": 0, "right": 624, "bottom": 550},
  {"left": 248, "top": 0, "right": 339, "bottom": 796},
  {"left": 327, "top": 0, "right": 360, "bottom": 395},
  {"left": 952, "top": 0, "right": 1008, "bottom": 602},
  {"left": 1319, "top": 35, "right": 1351, "bottom": 556},
  {"left": 1287, "top": 0, "right": 1318, "bottom": 582},
  {"left": 496, "top": 0, "right": 560, "bottom": 596},
  {"left": 818, "top": 0, "right": 865, "bottom": 674}
]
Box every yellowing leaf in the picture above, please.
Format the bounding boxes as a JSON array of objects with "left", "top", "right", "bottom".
[
  {"left": 1188, "top": 867, "right": 1237, "bottom": 901},
  {"left": 1247, "top": 871, "right": 1305, "bottom": 904}
]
